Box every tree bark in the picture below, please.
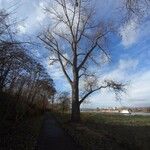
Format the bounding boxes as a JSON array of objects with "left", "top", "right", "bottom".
[
  {"left": 71, "top": 99, "right": 80, "bottom": 122},
  {"left": 71, "top": 71, "right": 80, "bottom": 122}
]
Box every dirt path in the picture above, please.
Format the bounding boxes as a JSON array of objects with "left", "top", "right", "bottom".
[{"left": 36, "top": 112, "right": 82, "bottom": 150}]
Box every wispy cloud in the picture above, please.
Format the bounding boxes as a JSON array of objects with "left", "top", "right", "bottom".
[
  {"left": 42, "top": 56, "right": 70, "bottom": 91},
  {"left": 17, "top": 1, "right": 47, "bottom": 35},
  {"left": 43, "top": 57, "right": 64, "bottom": 80},
  {"left": 17, "top": 24, "right": 27, "bottom": 34},
  {"left": 119, "top": 13, "right": 150, "bottom": 49},
  {"left": 83, "top": 58, "right": 150, "bottom": 108},
  {"left": 102, "top": 58, "right": 139, "bottom": 81},
  {"left": 120, "top": 17, "right": 139, "bottom": 48},
  {"left": 128, "top": 71, "right": 150, "bottom": 102}
]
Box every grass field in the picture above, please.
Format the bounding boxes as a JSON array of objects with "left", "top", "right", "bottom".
[
  {"left": 81, "top": 112, "right": 150, "bottom": 126},
  {"left": 55, "top": 112, "right": 150, "bottom": 150}
]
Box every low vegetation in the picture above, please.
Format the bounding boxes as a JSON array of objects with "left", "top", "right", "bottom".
[
  {"left": 54, "top": 112, "right": 150, "bottom": 150},
  {"left": 0, "top": 93, "right": 44, "bottom": 150},
  {"left": 0, "top": 114, "right": 43, "bottom": 150}
]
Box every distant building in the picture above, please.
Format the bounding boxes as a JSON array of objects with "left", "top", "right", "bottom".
[{"left": 120, "top": 109, "right": 131, "bottom": 114}]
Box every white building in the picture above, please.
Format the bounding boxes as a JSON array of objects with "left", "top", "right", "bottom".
[{"left": 120, "top": 109, "right": 130, "bottom": 114}]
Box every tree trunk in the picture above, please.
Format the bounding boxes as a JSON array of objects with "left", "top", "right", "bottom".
[
  {"left": 71, "top": 99, "right": 80, "bottom": 122},
  {"left": 0, "top": 82, "right": 3, "bottom": 93},
  {"left": 71, "top": 78, "right": 80, "bottom": 122}
]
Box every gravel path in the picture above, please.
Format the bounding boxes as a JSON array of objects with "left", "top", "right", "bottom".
[{"left": 36, "top": 112, "right": 82, "bottom": 150}]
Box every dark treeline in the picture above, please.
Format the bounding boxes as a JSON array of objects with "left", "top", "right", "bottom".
[{"left": 0, "top": 10, "right": 56, "bottom": 121}]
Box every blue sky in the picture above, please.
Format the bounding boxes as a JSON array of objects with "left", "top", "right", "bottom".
[{"left": 1, "top": 0, "right": 150, "bottom": 108}]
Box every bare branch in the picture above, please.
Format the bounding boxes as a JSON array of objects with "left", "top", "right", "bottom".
[
  {"left": 79, "top": 80, "right": 125, "bottom": 104},
  {"left": 77, "top": 30, "right": 110, "bottom": 71},
  {"left": 79, "top": 85, "right": 108, "bottom": 104},
  {"left": 38, "top": 34, "right": 73, "bottom": 85}
]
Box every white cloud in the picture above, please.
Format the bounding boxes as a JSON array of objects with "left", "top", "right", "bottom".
[
  {"left": 120, "top": 17, "right": 139, "bottom": 48},
  {"left": 17, "top": 24, "right": 27, "bottom": 34},
  {"left": 0, "top": 0, "right": 47, "bottom": 35},
  {"left": 82, "top": 58, "right": 150, "bottom": 108},
  {"left": 0, "top": 0, "right": 15, "bottom": 9},
  {"left": 43, "top": 57, "right": 64, "bottom": 80},
  {"left": 15, "top": 0, "right": 47, "bottom": 35},
  {"left": 42, "top": 56, "right": 71, "bottom": 91},
  {"left": 102, "top": 58, "right": 139, "bottom": 81},
  {"left": 127, "top": 71, "right": 150, "bottom": 101},
  {"left": 118, "top": 59, "right": 138, "bottom": 70},
  {"left": 35, "top": 1, "right": 47, "bottom": 22}
]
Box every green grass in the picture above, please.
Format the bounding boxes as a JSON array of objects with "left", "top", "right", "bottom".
[
  {"left": 55, "top": 112, "right": 150, "bottom": 150},
  {"left": 81, "top": 112, "right": 150, "bottom": 126},
  {"left": 81, "top": 113, "right": 150, "bottom": 150}
]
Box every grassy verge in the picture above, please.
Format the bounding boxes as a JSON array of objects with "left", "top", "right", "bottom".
[
  {"left": 0, "top": 115, "right": 43, "bottom": 150},
  {"left": 54, "top": 112, "right": 150, "bottom": 150}
]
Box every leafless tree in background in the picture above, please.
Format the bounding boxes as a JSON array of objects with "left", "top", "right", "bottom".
[
  {"left": 124, "top": 0, "right": 150, "bottom": 20},
  {"left": 57, "top": 92, "right": 70, "bottom": 113}
]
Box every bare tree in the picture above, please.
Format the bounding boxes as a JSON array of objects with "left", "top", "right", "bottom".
[
  {"left": 39, "top": 0, "right": 124, "bottom": 122},
  {"left": 124, "top": 0, "right": 150, "bottom": 18},
  {"left": 58, "top": 92, "right": 70, "bottom": 113}
]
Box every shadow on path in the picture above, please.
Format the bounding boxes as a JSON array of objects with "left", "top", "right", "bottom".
[{"left": 36, "top": 112, "right": 82, "bottom": 150}]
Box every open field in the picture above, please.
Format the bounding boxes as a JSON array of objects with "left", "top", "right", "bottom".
[
  {"left": 55, "top": 112, "right": 150, "bottom": 150},
  {"left": 81, "top": 112, "right": 150, "bottom": 126}
]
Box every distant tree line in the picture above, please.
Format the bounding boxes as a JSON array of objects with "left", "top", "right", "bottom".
[
  {"left": 0, "top": 10, "right": 56, "bottom": 121},
  {"left": 55, "top": 92, "right": 71, "bottom": 113}
]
